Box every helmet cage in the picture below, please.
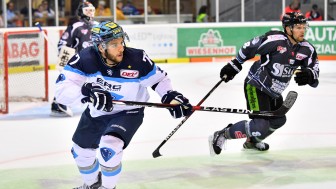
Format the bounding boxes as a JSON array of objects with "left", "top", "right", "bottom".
[
  {"left": 77, "top": 2, "right": 95, "bottom": 21},
  {"left": 82, "top": 6, "right": 95, "bottom": 18}
]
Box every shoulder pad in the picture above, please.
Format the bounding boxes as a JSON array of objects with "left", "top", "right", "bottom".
[{"left": 264, "top": 30, "right": 286, "bottom": 37}]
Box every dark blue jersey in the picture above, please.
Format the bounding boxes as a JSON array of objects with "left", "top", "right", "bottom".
[
  {"left": 237, "top": 31, "right": 319, "bottom": 97},
  {"left": 57, "top": 19, "right": 96, "bottom": 53}
]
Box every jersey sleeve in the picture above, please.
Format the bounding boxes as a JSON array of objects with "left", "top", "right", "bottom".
[
  {"left": 300, "top": 42, "right": 320, "bottom": 87},
  {"left": 54, "top": 54, "right": 87, "bottom": 107},
  {"left": 236, "top": 31, "right": 282, "bottom": 63},
  {"left": 57, "top": 26, "right": 74, "bottom": 54},
  {"left": 138, "top": 51, "right": 173, "bottom": 96},
  {"left": 235, "top": 35, "right": 265, "bottom": 63}
]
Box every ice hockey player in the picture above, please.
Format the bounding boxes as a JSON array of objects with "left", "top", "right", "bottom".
[
  {"left": 209, "top": 12, "right": 320, "bottom": 155},
  {"left": 50, "top": 1, "right": 97, "bottom": 117},
  {"left": 54, "top": 20, "right": 192, "bottom": 189}
]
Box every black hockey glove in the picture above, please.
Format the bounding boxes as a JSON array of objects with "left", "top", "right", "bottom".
[
  {"left": 161, "top": 90, "right": 193, "bottom": 119},
  {"left": 81, "top": 82, "right": 113, "bottom": 112},
  {"left": 220, "top": 59, "right": 242, "bottom": 82},
  {"left": 294, "top": 69, "right": 314, "bottom": 86}
]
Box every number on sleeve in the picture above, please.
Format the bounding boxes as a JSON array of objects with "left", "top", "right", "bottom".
[{"left": 142, "top": 51, "right": 153, "bottom": 65}]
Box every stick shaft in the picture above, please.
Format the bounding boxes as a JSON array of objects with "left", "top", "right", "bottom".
[
  {"left": 113, "top": 100, "right": 283, "bottom": 116},
  {"left": 152, "top": 79, "right": 224, "bottom": 158}
]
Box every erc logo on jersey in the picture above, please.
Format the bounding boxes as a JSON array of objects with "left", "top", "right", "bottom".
[{"left": 120, "top": 69, "right": 139, "bottom": 78}]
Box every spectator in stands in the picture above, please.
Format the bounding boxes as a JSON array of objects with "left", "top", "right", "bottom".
[
  {"left": 305, "top": 4, "right": 323, "bottom": 21},
  {"left": 6, "top": 1, "right": 23, "bottom": 27},
  {"left": 41, "top": 0, "right": 55, "bottom": 18},
  {"left": 95, "top": 0, "right": 112, "bottom": 17},
  {"left": 196, "top": 5, "right": 208, "bottom": 22},
  {"left": 122, "top": 0, "right": 140, "bottom": 15},
  {"left": 116, "top": 0, "right": 127, "bottom": 20},
  {"left": 0, "top": 10, "right": 4, "bottom": 27},
  {"left": 281, "top": 0, "right": 301, "bottom": 20},
  {"left": 284, "top": 0, "right": 301, "bottom": 13},
  {"left": 33, "top": 5, "right": 45, "bottom": 18},
  {"left": 142, "top": 4, "right": 156, "bottom": 15}
]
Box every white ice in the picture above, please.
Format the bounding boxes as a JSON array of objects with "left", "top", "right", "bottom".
[{"left": 0, "top": 61, "right": 335, "bottom": 189}]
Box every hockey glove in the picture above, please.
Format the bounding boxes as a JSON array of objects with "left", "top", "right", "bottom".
[
  {"left": 161, "top": 90, "right": 193, "bottom": 119},
  {"left": 220, "top": 59, "right": 242, "bottom": 82},
  {"left": 294, "top": 69, "right": 314, "bottom": 86},
  {"left": 81, "top": 82, "right": 113, "bottom": 112}
]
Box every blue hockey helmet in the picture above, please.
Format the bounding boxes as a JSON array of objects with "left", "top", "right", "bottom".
[{"left": 91, "top": 21, "right": 129, "bottom": 48}]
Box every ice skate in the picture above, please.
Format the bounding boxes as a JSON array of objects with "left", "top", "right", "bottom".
[
  {"left": 208, "top": 124, "right": 232, "bottom": 156},
  {"left": 73, "top": 172, "right": 101, "bottom": 189},
  {"left": 50, "top": 99, "right": 73, "bottom": 117},
  {"left": 243, "top": 141, "right": 269, "bottom": 151}
]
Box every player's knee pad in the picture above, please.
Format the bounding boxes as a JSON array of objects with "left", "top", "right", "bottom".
[
  {"left": 71, "top": 143, "right": 99, "bottom": 174},
  {"left": 246, "top": 119, "right": 271, "bottom": 140},
  {"left": 97, "top": 135, "right": 124, "bottom": 177},
  {"left": 269, "top": 115, "right": 287, "bottom": 130}
]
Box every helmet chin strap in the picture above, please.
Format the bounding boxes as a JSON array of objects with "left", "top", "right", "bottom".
[{"left": 101, "top": 49, "right": 119, "bottom": 67}]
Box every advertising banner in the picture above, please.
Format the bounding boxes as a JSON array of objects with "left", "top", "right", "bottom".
[
  {"left": 306, "top": 25, "right": 336, "bottom": 55},
  {"left": 7, "top": 33, "right": 44, "bottom": 67},
  {"left": 178, "top": 25, "right": 336, "bottom": 58},
  {"left": 125, "top": 26, "right": 177, "bottom": 59},
  {"left": 178, "top": 26, "right": 281, "bottom": 58}
]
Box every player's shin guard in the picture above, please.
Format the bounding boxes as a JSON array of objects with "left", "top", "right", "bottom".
[
  {"left": 71, "top": 143, "right": 100, "bottom": 186},
  {"left": 97, "top": 135, "right": 124, "bottom": 189}
]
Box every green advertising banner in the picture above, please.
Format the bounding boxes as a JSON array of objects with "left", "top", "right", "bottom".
[
  {"left": 306, "top": 25, "right": 336, "bottom": 55},
  {"left": 178, "top": 25, "right": 335, "bottom": 58}
]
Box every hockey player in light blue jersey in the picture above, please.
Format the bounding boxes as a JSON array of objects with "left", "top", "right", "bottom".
[{"left": 54, "top": 21, "right": 192, "bottom": 189}]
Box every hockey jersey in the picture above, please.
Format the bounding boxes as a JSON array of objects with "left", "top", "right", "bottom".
[
  {"left": 54, "top": 46, "right": 172, "bottom": 117},
  {"left": 57, "top": 19, "right": 96, "bottom": 53},
  {"left": 236, "top": 31, "right": 320, "bottom": 98}
]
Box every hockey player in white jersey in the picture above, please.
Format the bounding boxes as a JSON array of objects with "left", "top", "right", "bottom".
[
  {"left": 54, "top": 21, "right": 192, "bottom": 189},
  {"left": 51, "top": 1, "right": 96, "bottom": 117}
]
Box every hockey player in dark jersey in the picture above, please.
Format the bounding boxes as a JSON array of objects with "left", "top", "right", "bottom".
[
  {"left": 50, "top": 1, "right": 97, "bottom": 117},
  {"left": 209, "top": 12, "right": 319, "bottom": 155},
  {"left": 54, "top": 21, "right": 192, "bottom": 189}
]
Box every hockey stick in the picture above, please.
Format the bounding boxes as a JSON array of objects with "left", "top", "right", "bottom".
[
  {"left": 35, "top": 22, "right": 58, "bottom": 51},
  {"left": 151, "top": 79, "right": 224, "bottom": 158},
  {"left": 112, "top": 91, "right": 298, "bottom": 117}
]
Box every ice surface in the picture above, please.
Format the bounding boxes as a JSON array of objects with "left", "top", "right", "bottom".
[{"left": 0, "top": 61, "right": 335, "bottom": 189}]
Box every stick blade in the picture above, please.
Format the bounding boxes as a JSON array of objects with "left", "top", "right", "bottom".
[
  {"left": 152, "top": 149, "right": 162, "bottom": 158},
  {"left": 272, "top": 91, "right": 298, "bottom": 116},
  {"left": 282, "top": 91, "right": 298, "bottom": 109},
  {"left": 253, "top": 91, "right": 298, "bottom": 117}
]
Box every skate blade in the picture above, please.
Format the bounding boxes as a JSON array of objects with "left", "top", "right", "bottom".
[{"left": 208, "top": 135, "right": 217, "bottom": 157}]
